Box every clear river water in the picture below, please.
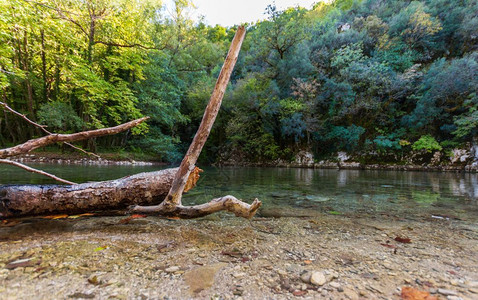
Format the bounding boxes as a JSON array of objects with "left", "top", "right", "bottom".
[{"left": 1, "top": 164, "right": 477, "bottom": 222}]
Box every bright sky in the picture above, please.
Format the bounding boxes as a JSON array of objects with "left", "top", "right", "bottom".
[{"left": 165, "top": 0, "right": 319, "bottom": 27}]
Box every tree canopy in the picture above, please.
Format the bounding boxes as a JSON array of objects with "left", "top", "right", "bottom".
[{"left": 1, "top": 0, "right": 477, "bottom": 162}]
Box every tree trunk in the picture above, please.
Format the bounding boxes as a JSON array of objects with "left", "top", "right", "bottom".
[{"left": 0, "top": 167, "right": 201, "bottom": 218}]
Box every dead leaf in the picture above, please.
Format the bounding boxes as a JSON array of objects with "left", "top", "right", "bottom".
[
  {"left": 292, "top": 290, "right": 307, "bottom": 296},
  {"left": 395, "top": 236, "right": 412, "bottom": 243},
  {"left": 87, "top": 275, "right": 100, "bottom": 285},
  {"left": 1, "top": 219, "right": 21, "bottom": 227},
  {"left": 401, "top": 286, "right": 437, "bottom": 300},
  {"left": 303, "top": 260, "right": 312, "bottom": 265},
  {"left": 94, "top": 246, "right": 108, "bottom": 252},
  {"left": 131, "top": 214, "right": 147, "bottom": 219},
  {"left": 68, "top": 213, "right": 95, "bottom": 219},
  {"left": 43, "top": 214, "right": 69, "bottom": 219}
]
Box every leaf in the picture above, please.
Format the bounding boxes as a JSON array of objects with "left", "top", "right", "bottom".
[
  {"left": 119, "top": 214, "right": 147, "bottom": 224},
  {"left": 303, "top": 260, "right": 312, "bottom": 265},
  {"left": 395, "top": 236, "right": 412, "bottom": 243},
  {"left": 1, "top": 219, "right": 21, "bottom": 227},
  {"left": 130, "top": 214, "right": 147, "bottom": 219},
  {"left": 68, "top": 213, "right": 95, "bottom": 219},
  {"left": 94, "top": 246, "right": 108, "bottom": 252},
  {"left": 292, "top": 290, "right": 307, "bottom": 296},
  {"left": 327, "top": 210, "right": 342, "bottom": 215},
  {"left": 401, "top": 286, "right": 437, "bottom": 300},
  {"left": 43, "top": 214, "right": 69, "bottom": 219}
]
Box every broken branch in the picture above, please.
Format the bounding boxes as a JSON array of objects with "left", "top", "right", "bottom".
[
  {"left": 0, "top": 159, "right": 75, "bottom": 185},
  {"left": 0, "top": 117, "right": 149, "bottom": 159},
  {"left": 0, "top": 101, "right": 100, "bottom": 158}
]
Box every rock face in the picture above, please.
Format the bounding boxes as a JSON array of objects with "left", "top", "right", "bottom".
[
  {"left": 451, "top": 149, "right": 470, "bottom": 164},
  {"left": 295, "top": 151, "right": 314, "bottom": 166}
]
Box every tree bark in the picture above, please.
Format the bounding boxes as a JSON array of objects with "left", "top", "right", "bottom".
[{"left": 0, "top": 167, "right": 201, "bottom": 218}]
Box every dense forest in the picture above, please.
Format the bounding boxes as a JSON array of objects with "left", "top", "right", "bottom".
[{"left": 1, "top": 0, "right": 477, "bottom": 164}]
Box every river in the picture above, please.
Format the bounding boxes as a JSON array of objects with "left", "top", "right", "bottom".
[{"left": 1, "top": 164, "right": 477, "bottom": 221}]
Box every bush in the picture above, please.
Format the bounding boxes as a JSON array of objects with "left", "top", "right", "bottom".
[{"left": 412, "top": 135, "right": 442, "bottom": 152}]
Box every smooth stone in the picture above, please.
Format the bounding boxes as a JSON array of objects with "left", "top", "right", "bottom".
[
  {"left": 310, "top": 271, "right": 327, "bottom": 286},
  {"left": 465, "top": 281, "right": 478, "bottom": 288},
  {"left": 438, "top": 288, "right": 458, "bottom": 296},
  {"left": 344, "top": 288, "right": 359, "bottom": 300},
  {"left": 446, "top": 296, "right": 463, "bottom": 300},
  {"left": 165, "top": 266, "right": 180, "bottom": 273},
  {"left": 183, "top": 263, "right": 227, "bottom": 294},
  {"left": 233, "top": 272, "right": 246, "bottom": 278},
  {"left": 329, "top": 282, "right": 341, "bottom": 289},
  {"left": 300, "top": 272, "right": 312, "bottom": 283},
  {"left": 468, "top": 288, "right": 478, "bottom": 294}
]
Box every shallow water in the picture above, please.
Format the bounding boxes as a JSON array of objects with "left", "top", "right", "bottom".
[{"left": 1, "top": 164, "right": 477, "bottom": 221}]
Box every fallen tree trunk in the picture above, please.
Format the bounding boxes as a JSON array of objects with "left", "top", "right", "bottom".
[{"left": 0, "top": 167, "right": 201, "bottom": 218}]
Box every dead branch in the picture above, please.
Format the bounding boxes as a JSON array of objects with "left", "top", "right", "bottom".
[
  {"left": 0, "top": 117, "right": 149, "bottom": 159},
  {"left": 0, "top": 159, "right": 75, "bottom": 185},
  {"left": 0, "top": 101, "right": 99, "bottom": 158},
  {"left": 132, "top": 26, "right": 262, "bottom": 219}
]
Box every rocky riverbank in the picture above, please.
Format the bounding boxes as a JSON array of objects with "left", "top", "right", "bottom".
[
  {"left": 12, "top": 153, "right": 160, "bottom": 166},
  {"left": 1, "top": 209, "right": 477, "bottom": 299},
  {"left": 218, "top": 149, "right": 478, "bottom": 173}
]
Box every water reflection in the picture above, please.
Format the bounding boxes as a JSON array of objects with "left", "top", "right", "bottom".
[{"left": 0, "top": 164, "right": 476, "bottom": 220}]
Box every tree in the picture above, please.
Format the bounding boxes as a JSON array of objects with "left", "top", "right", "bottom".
[{"left": 1, "top": 26, "right": 261, "bottom": 219}]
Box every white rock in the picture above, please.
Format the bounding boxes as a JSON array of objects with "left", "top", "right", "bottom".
[
  {"left": 165, "top": 266, "right": 179, "bottom": 273},
  {"left": 438, "top": 288, "right": 457, "bottom": 296},
  {"left": 329, "top": 281, "right": 341, "bottom": 289},
  {"left": 310, "top": 271, "right": 326, "bottom": 286}
]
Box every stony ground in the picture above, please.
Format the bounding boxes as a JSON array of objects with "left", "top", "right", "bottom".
[{"left": 1, "top": 208, "right": 477, "bottom": 300}]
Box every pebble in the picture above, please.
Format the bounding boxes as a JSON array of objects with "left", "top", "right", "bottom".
[
  {"left": 344, "top": 288, "right": 359, "bottom": 300},
  {"left": 300, "top": 272, "right": 311, "bottom": 283},
  {"left": 165, "top": 266, "right": 180, "bottom": 273},
  {"left": 465, "top": 281, "right": 478, "bottom": 288},
  {"left": 447, "top": 297, "right": 463, "bottom": 300},
  {"left": 232, "top": 272, "right": 246, "bottom": 278},
  {"left": 438, "top": 288, "right": 458, "bottom": 296},
  {"left": 310, "top": 271, "right": 327, "bottom": 286},
  {"left": 329, "top": 282, "right": 341, "bottom": 289}
]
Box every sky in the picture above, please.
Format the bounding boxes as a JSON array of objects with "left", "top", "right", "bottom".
[{"left": 165, "top": 0, "right": 320, "bottom": 27}]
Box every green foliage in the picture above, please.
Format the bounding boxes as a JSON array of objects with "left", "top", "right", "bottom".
[
  {"left": 1, "top": 0, "right": 477, "bottom": 163},
  {"left": 412, "top": 135, "right": 442, "bottom": 152},
  {"left": 38, "top": 102, "right": 83, "bottom": 133}
]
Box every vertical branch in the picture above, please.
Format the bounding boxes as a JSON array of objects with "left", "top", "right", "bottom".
[{"left": 162, "top": 26, "right": 246, "bottom": 209}]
